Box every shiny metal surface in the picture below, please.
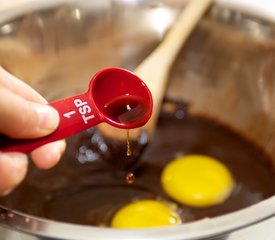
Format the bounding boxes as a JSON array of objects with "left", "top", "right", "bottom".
[{"left": 0, "top": 0, "right": 275, "bottom": 239}]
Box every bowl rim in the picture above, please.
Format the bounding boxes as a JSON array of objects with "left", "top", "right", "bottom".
[
  {"left": 0, "top": 196, "right": 275, "bottom": 240},
  {"left": 0, "top": 0, "right": 275, "bottom": 23},
  {"left": 0, "top": 0, "right": 275, "bottom": 239}
]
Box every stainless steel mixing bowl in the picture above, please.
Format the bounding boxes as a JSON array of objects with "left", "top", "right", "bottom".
[{"left": 0, "top": 0, "right": 275, "bottom": 239}]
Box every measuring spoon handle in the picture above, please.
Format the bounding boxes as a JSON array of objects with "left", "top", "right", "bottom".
[{"left": 0, "top": 93, "right": 102, "bottom": 153}]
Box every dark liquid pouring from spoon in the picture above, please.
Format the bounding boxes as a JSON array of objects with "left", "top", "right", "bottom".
[
  {"left": 104, "top": 94, "right": 148, "bottom": 184},
  {"left": 125, "top": 129, "right": 135, "bottom": 184}
]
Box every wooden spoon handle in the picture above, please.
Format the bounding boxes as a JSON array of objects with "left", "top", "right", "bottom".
[{"left": 136, "top": 0, "right": 214, "bottom": 136}]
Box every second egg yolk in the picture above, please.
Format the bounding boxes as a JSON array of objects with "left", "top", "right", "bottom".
[
  {"left": 111, "top": 199, "right": 181, "bottom": 228},
  {"left": 161, "top": 154, "right": 235, "bottom": 207}
]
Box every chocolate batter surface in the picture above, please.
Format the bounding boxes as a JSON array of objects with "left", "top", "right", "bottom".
[{"left": 1, "top": 100, "right": 275, "bottom": 226}]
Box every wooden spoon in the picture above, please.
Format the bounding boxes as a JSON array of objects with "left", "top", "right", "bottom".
[{"left": 99, "top": 0, "right": 214, "bottom": 140}]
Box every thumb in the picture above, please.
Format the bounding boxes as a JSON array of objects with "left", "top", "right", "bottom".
[{"left": 0, "top": 86, "right": 59, "bottom": 139}]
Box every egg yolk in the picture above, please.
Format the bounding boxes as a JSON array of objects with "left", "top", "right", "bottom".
[
  {"left": 161, "top": 154, "right": 235, "bottom": 207},
  {"left": 111, "top": 199, "right": 181, "bottom": 228}
]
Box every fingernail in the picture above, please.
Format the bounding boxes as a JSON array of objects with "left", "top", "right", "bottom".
[
  {"left": 1, "top": 188, "right": 12, "bottom": 197},
  {"left": 34, "top": 105, "right": 59, "bottom": 132}
]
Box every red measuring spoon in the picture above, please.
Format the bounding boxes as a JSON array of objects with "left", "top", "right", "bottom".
[{"left": 0, "top": 68, "right": 153, "bottom": 153}]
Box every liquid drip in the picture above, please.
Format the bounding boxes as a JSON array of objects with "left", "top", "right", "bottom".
[
  {"left": 126, "top": 172, "right": 135, "bottom": 184},
  {"left": 126, "top": 129, "right": 132, "bottom": 157},
  {"left": 126, "top": 129, "right": 135, "bottom": 184}
]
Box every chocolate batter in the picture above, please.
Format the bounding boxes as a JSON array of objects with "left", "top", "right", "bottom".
[{"left": 1, "top": 99, "right": 275, "bottom": 226}]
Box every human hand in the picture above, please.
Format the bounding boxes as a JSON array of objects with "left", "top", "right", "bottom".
[{"left": 0, "top": 67, "right": 66, "bottom": 196}]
